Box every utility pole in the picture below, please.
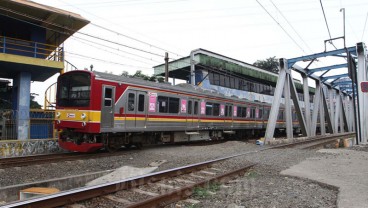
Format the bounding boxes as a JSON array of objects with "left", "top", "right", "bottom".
[{"left": 164, "top": 52, "right": 169, "bottom": 82}]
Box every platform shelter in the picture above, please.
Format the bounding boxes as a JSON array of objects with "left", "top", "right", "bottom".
[{"left": 0, "top": 0, "right": 89, "bottom": 140}]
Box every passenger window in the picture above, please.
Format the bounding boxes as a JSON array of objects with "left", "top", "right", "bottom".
[
  {"left": 206, "top": 102, "right": 213, "bottom": 116},
  {"left": 168, "top": 97, "right": 179, "bottom": 113},
  {"left": 188, "top": 100, "right": 192, "bottom": 115},
  {"left": 158, "top": 96, "right": 179, "bottom": 113},
  {"left": 158, "top": 96, "right": 168, "bottom": 113},
  {"left": 128, "top": 93, "right": 135, "bottom": 111},
  {"left": 259, "top": 109, "right": 263, "bottom": 119},
  {"left": 194, "top": 101, "right": 198, "bottom": 115},
  {"left": 213, "top": 103, "right": 220, "bottom": 116},
  {"left": 104, "top": 88, "right": 112, "bottom": 107},
  {"left": 138, "top": 94, "right": 145, "bottom": 112}
]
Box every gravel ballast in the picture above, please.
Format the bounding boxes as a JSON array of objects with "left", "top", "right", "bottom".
[{"left": 0, "top": 141, "right": 340, "bottom": 207}]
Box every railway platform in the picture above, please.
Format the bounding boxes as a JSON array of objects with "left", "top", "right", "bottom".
[{"left": 282, "top": 148, "right": 368, "bottom": 208}]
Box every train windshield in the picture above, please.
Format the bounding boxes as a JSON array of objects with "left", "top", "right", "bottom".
[{"left": 57, "top": 72, "right": 91, "bottom": 107}]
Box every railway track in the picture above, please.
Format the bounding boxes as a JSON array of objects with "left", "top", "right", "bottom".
[
  {"left": 0, "top": 150, "right": 138, "bottom": 169},
  {"left": 273, "top": 132, "right": 355, "bottom": 149},
  {"left": 4, "top": 155, "right": 255, "bottom": 208},
  {"left": 0, "top": 133, "right": 354, "bottom": 169},
  {"left": 1, "top": 132, "right": 355, "bottom": 208}
]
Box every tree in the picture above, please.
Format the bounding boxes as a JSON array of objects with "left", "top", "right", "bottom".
[
  {"left": 30, "top": 95, "right": 42, "bottom": 109},
  {"left": 253, "top": 56, "right": 279, "bottom": 73}
]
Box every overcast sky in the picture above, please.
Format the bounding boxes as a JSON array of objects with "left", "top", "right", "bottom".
[{"left": 31, "top": 0, "right": 368, "bottom": 105}]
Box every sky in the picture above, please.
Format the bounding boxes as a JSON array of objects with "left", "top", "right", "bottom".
[{"left": 29, "top": 0, "right": 368, "bottom": 106}]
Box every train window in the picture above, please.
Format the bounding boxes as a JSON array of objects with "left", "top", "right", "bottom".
[
  {"left": 138, "top": 94, "right": 145, "bottom": 112},
  {"left": 206, "top": 102, "right": 213, "bottom": 116},
  {"left": 213, "top": 103, "right": 220, "bottom": 116},
  {"left": 188, "top": 100, "right": 192, "bottom": 115},
  {"left": 241, "top": 107, "right": 247, "bottom": 118},
  {"left": 104, "top": 88, "right": 113, "bottom": 107},
  {"left": 158, "top": 96, "right": 168, "bottom": 113},
  {"left": 194, "top": 101, "right": 198, "bottom": 115},
  {"left": 225, "top": 105, "right": 233, "bottom": 117},
  {"left": 168, "top": 97, "right": 179, "bottom": 113},
  {"left": 158, "top": 96, "right": 179, "bottom": 114},
  {"left": 264, "top": 109, "right": 269, "bottom": 118},
  {"left": 250, "top": 108, "right": 256, "bottom": 118},
  {"left": 128, "top": 93, "right": 135, "bottom": 111}
]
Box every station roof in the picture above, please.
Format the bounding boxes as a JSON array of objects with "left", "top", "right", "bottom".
[
  {"left": 1, "top": 0, "right": 90, "bottom": 48},
  {"left": 154, "top": 49, "right": 314, "bottom": 93}
]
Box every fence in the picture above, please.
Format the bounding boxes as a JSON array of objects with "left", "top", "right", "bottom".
[
  {"left": 0, "top": 110, "right": 55, "bottom": 140},
  {"left": 0, "top": 36, "right": 63, "bottom": 62}
]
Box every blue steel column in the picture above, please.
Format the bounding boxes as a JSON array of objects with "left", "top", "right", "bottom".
[{"left": 14, "top": 72, "right": 31, "bottom": 140}]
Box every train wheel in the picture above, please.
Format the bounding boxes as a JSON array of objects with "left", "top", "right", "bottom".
[
  {"left": 106, "top": 143, "right": 120, "bottom": 152},
  {"left": 124, "top": 143, "right": 132, "bottom": 149}
]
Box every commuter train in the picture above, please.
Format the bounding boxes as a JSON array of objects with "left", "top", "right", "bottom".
[{"left": 55, "top": 70, "right": 298, "bottom": 152}]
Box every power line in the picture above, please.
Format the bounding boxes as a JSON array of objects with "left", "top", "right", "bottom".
[
  {"left": 0, "top": 6, "right": 166, "bottom": 58},
  {"left": 255, "top": 0, "right": 306, "bottom": 54},
  {"left": 319, "top": 0, "right": 338, "bottom": 49},
  {"left": 66, "top": 51, "right": 152, "bottom": 71},
  {"left": 57, "top": 0, "right": 186, "bottom": 58},
  {"left": 72, "top": 36, "right": 162, "bottom": 63},
  {"left": 268, "top": 0, "right": 313, "bottom": 53},
  {"left": 72, "top": 37, "right": 161, "bottom": 65},
  {"left": 362, "top": 12, "right": 368, "bottom": 41},
  {"left": 90, "top": 23, "right": 184, "bottom": 57}
]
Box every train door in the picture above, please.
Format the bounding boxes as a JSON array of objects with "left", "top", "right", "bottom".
[
  {"left": 186, "top": 99, "right": 199, "bottom": 129},
  {"left": 101, "top": 85, "right": 115, "bottom": 128},
  {"left": 125, "top": 90, "right": 147, "bottom": 129},
  {"left": 226, "top": 104, "right": 233, "bottom": 129}
]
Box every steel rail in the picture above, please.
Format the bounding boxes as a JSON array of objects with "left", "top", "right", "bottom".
[
  {"left": 272, "top": 132, "right": 355, "bottom": 148},
  {"left": 3, "top": 153, "right": 255, "bottom": 208},
  {"left": 125, "top": 164, "right": 255, "bottom": 208},
  {"left": 3, "top": 132, "right": 355, "bottom": 208},
  {"left": 0, "top": 151, "right": 136, "bottom": 168}
]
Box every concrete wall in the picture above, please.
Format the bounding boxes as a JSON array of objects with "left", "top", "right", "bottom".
[{"left": 0, "top": 139, "right": 63, "bottom": 158}]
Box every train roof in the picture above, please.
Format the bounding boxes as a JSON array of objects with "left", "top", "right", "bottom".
[{"left": 93, "top": 70, "right": 272, "bottom": 106}]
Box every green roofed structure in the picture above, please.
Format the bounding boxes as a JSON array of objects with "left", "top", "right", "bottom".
[{"left": 154, "top": 48, "right": 314, "bottom": 104}]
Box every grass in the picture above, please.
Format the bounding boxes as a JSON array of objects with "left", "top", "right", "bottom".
[
  {"left": 192, "top": 182, "right": 221, "bottom": 199},
  {"left": 247, "top": 170, "right": 259, "bottom": 178}
]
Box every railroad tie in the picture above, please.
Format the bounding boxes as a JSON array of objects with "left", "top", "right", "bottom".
[
  {"left": 155, "top": 183, "right": 175, "bottom": 189},
  {"left": 199, "top": 170, "right": 217, "bottom": 175},
  {"left": 102, "top": 195, "right": 132, "bottom": 204},
  {"left": 132, "top": 188, "right": 159, "bottom": 196},
  {"left": 66, "top": 204, "right": 86, "bottom": 208},
  {"left": 175, "top": 178, "right": 195, "bottom": 184},
  {"left": 189, "top": 173, "right": 206, "bottom": 179}
]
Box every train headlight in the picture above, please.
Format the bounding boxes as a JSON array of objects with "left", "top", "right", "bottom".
[
  {"left": 81, "top": 113, "right": 86, "bottom": 119},
  {"left": 56, "top": 112, "right": 61, "bottom": 118},
  {"left": 56, "top": 120, "right": 61, "bottom": 124},
  {"left": 82, "top": 122, "right": 86, "bottom": 127}
]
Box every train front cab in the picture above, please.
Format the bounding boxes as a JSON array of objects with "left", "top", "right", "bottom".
[{"left": 55, "top": 70, "right": 104, "bottom": 152}]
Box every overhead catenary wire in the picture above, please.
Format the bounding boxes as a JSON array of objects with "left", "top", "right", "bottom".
[
  {"left": 268, "top": 0, "right": 314, "bottom": 53},
  {"left": 362, "top": 12, "right": 368, "bottom": 41},
  {"left": 0, "top": 6, "right": 165, "bottom": 58},
  {"left": 66, "top": 51, "right": 152, "bottom": 71},
  {"left": 57, "top": 0, "right": 186, "bottom": 58},
  {"left": 255, "top": 0, "right": 306, "bottom": 54}
]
